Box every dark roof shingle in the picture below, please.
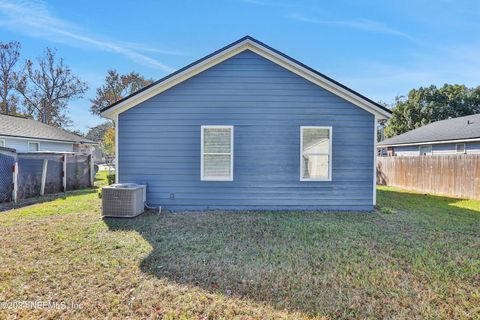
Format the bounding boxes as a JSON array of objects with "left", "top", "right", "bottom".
[
  {"left": 378, "top": 114, "right": 480, "bottom": 146},
  {"left": 0, "top": 114, "right": 94, "bottom": 144}
]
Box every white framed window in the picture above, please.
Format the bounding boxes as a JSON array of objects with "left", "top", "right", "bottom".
[
  {"left": 300, "top": 126, "right": 332, "bottom": 181},
  {"left": 456, "top": 143, "right": 466, "bottom": 154},
  {"left": 419, "top": 145, "right": 432, "bottom": 156},
  {"left": 201, "top": 125, "right": 233, "bottom": 181},
  {"left": 28, "top": 141, "right": 40, "bottom": 152},
  {"left": 0, "top": 139, "right": 4, "bottom": 147}
]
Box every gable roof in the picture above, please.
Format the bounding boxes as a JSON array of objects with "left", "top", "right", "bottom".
[
  {"left": 100, "top": 36, "right": 392, "bottom": 120},
  {"left": 378, "top": 114, "right": 480, "bottom": 147},
  {"left": 0, "top": 113, "right": 94, "bottom": 144}
]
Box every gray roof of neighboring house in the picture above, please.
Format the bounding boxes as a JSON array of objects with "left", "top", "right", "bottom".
[
  {"left": 378, "top": 114, "right": 480, "bottom": 146},
  {"left": 0, "top": 113, "right": 94, "bottom": 144}
]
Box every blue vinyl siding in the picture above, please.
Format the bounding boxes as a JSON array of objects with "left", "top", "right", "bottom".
[
  {"left": 392, "top": 145, "right": 419, "bottom": 156},
  {"left": 118, "top": 50, "right": 374, "bottom": 211},
  {"left": 432, "top": 143, "right": 456, "bottom": 154},
  {"left": 393, "top": 142, "right": 480, "bottom": 156},
  {"left": 466, "top": 142, "right": 480, "bottom": 153},
  {"left": 0, "top": 137, "right": 74, "bottom": 153}
]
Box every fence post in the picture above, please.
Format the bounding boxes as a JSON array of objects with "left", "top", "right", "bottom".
[
  {"left": 40, "top": 159, "right": 48, "bottom": 196},
  {"left": 12, "top": 161, "right": 18, "bottom": 202},
  {"left": 63, "top": 154, "right": 67, "bottom": 192},
  {"left": 89, "top": 154, "right": 94, "bottom": 187}
]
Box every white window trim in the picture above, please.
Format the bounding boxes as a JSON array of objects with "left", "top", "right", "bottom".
[
  {"left": 0, "top": 139, "right": 5, "bottom": 148},
  {"left": 300, "top": 126, "right": 332, "bottom": 182},
  {"left": 28, "top": 141, "right": 40, "bottom": 152},
  {"left": 456, "top": 143, "right": 466, "bottom": 154},
  {"left": 419, "top": 145, "right": 432, "bottom": 156},
  {"left": 201, "top": 125, "right": 234, "bottom": 181}
]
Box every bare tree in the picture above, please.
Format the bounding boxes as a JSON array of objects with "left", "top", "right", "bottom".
[
  {"left": 16, "top": 48, "right": 88, "bottom": 127},
  {"left": 90, "top": 70, "right": 152, "bottom": 115},
  {"left": 0, "top": 41, "right": 21, "bottom": 114}
]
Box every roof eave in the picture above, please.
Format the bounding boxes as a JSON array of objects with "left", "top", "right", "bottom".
[
  {"left": 101, "top": 37, "right": 392, "bottom": 120},
  {"left": 378, "top": 136, "right": 480, "bottom": 147},
  {"left": 0, "top": 133, "right": 95, "bottom": 145}
]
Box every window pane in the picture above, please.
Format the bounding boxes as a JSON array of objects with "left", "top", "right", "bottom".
[
  {"left": 0, "top": 140, "right": 4, "bottom": 147},
  {"left": 456, "top": 144, "right": 465, "bottom": 153},
  {"left": 204, "top": 155, "right": 231, "bottom": 178},
  {"left": 302, "top": 128, "right": 330, "bottom": 154},
  {"left": 204, "top": 128, "right": 231, "bottom": 153},
  {"left": 419, "top": 145, "right": 431, "bottom": 156},
  {"left": 302, "top": 154, "right": 329, "bottom": 180},
  {"left": 29, "top": 143, "right": 39, "bottom": 152}
]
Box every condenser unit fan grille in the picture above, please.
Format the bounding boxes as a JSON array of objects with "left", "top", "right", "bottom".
[{"left": 102, "top": 184, "right": 145, "bottom": 218}]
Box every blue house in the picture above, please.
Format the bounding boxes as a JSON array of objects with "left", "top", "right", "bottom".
[
  {"left": 101, "top": 36, "right": 391, "bottom": 211},
  {"left": 378, "top": 114, "right": 480, "bottom": 156}
]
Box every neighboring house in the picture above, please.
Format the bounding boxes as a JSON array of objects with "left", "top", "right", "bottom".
[
  {"left": 378, "top": 114, "right": 480, "bottom": 156},
  {"left": 100, "top": 36, "right": 391, "bottom": 211},
  {"left": 0, "top": 113, "right": 95, "bottom": 153}
]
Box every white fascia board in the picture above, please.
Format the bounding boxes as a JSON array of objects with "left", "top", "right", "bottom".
[
  {"left": 101, "top": 39, "right": 391, "bottom": 120},
  {"left": 246, "top": 45, "right": 391, "bottom": 120},
  {"left": 378, "top": 137, "right": 480, "bottom": 147},
  {"left": 101, "top": 40, "right": 251, "bottom": 119}
]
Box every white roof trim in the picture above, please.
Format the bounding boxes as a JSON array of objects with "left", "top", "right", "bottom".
[
  {"left": 101, "top": 39, "right": 391, "bottom": 120},
  {"left": 0, "top": 135, "right": 89, "bottom": 145},
  {"left": 378, "top": 137, "right": 480, "bottom": 147}
]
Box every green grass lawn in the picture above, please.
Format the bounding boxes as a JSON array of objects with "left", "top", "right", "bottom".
[{"left": 0, "top": 175, "right": 479, "bottom": 319}]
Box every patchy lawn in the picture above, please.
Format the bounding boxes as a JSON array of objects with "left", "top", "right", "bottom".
[{"left": 0, "top": 177, "right": 479, "bottom": 319}]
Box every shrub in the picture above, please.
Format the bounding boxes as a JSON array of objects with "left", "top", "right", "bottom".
[{"left": 106, "top": 173, "right": 115, "bottom": 185}]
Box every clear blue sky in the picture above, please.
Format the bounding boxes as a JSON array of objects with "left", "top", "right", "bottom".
[{"left": 1, "top": 0, "right": 479, "bottom": 133}]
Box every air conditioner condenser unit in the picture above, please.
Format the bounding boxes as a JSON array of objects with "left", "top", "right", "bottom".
[{"left": 102, "top": 183, "right": 146, "bottom": 218}]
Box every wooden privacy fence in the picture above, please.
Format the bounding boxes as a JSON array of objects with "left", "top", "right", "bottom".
[{"left": 377, "top": 155, "right": 480, "bottom": 200}]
